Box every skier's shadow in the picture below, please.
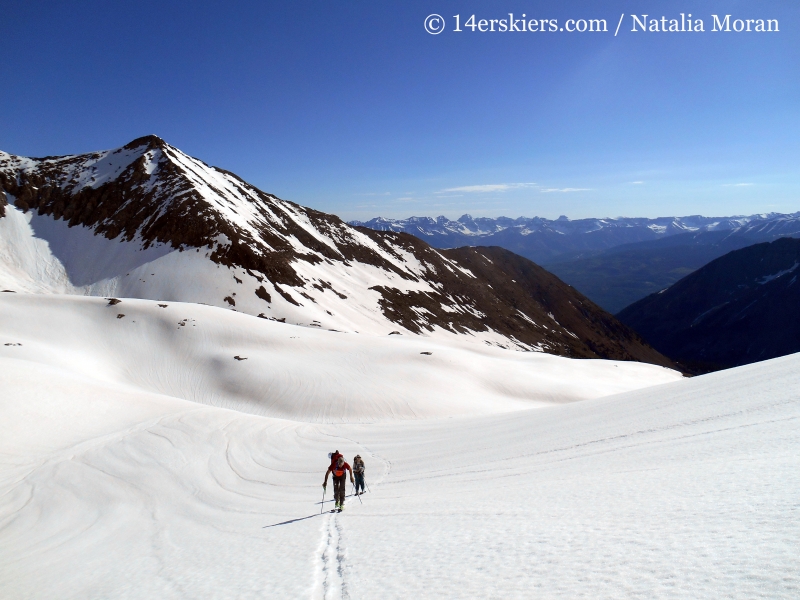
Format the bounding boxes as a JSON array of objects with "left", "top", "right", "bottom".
[
  {"left": 262, "top": 513, "right": 322, "bottom": 528},
  {"left": 263, "top": 493, "right": 366, "bottom": 528}
]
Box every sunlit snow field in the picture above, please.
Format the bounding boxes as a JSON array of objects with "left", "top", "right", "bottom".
[{"left": 1, "top": 293, "right": 797, "bottom": 599}]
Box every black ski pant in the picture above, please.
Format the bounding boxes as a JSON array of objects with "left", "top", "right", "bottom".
[
  {"left": 354, "top": 473, "right": 365, "bottom": 494},
  {"left": 333, "top": 476, "right": 346, "bottom": 506}
]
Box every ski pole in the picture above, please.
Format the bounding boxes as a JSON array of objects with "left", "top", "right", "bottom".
[
  {"left": 321, "top": 485, "right": 326, "bottom": 514},
  {"left": 365, "top": 479, "right": 371, "bottom": 494},
  {"left": 354, "top": 481, "right": 363, "bottom": 504}
]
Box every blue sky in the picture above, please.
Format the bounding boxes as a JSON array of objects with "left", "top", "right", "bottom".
[{"left": 2, "top": 0, "right": 798, "bottom": 221}]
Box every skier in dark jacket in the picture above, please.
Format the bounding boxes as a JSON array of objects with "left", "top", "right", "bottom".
[
  {"left": 352, "top": 455, "right": 365, "bottom": 495},
  {"left": 323, "top": 455, "right": 354, "bottom": 512}
]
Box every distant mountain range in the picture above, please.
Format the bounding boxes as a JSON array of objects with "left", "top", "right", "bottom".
[
  {"left": 0, "top": 136, "right": 673, "bottom": 366},
  {"left": 617, "top": 237, "right": 800, "bottom": 372},
  {"left": 352, "top": 213, "right": 800, "bottom": 312},
  {"left": 548, "top": 224, "right": 800, "bottom": 313}
]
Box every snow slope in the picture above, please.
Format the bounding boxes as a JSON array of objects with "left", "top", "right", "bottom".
[
  {"left": 1, "top": 139, "right": 525, "bottom": 339},
  {"left": 0, "top": 199, "right": 432, "bottom": 335},
  {"left": 1, "top": 294, "right": 797, "bottom": 599},
  {"left": 0, "top": 293, "right": 679, "bottom": 421},
  {"left": 0, "top": 138, "right": 678, "bottom": 367}
]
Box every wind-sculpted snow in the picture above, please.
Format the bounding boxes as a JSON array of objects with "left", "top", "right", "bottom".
[
  {"left": 0, "top": 294, "right": 679, "bottom": 422},
  {"left": 337, "top": 354, "right": 800, "bottom": 599},
  {"left": 0, "top": 137, "right": 676, "bottom": 365},
  {"left": 0, "top": 294, "right": 796, "bottom": 598}
]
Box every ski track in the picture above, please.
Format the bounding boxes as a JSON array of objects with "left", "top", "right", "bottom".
[
  {"left": 313, "top": 514, "right": 349, "bottom": 600},
  {"left": 2, "top": 296, "right": 799, "bottom": 598},
  {"left": 309, "top": 430, "right": 380, "bottom": 600}
]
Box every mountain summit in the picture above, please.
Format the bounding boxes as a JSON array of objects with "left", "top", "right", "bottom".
[{"left": 0, "top": 136, "right": 674, "bottom": 366}]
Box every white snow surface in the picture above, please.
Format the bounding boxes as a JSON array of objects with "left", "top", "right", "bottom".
[
  {"left": 0, "top": 200, "right": 530, "bottom": 347},
  {"left": 1, "top": 294, "right": 797, "bottom": 599},
  {"left": 0, "top": 201, "right": 173, "bottom": 292},
  {"left": 4, "top": 137, "right": 476, "bottom": 341},
  {"left": 0, "top": 294, "right": 679, "bottom": 422}
]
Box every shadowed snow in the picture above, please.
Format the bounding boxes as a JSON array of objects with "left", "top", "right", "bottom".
[{"left": 0, "top": 294, "right": 680, "bottom": 422}]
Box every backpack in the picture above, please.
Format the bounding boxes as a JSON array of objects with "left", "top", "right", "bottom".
[{"left": 332, "top": 462, "right": 349, "bottom": 478}]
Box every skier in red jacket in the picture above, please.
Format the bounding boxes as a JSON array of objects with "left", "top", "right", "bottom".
[{"left": 323, "top": 454, "right": 354, "bottom": 512}]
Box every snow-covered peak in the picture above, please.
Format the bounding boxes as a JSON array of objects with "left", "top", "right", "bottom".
[
  {"left": 353, "top": 213, "right": 800, "bottom": 240},
  {"left": 0, "top": 136, "right": 675, "bottom": 366}
]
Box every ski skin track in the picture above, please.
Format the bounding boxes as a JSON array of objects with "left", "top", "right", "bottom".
[
  {"left": 313, "top": 513, "right": 349, "bottom": 600},
  {"left": 309, "top": 430, "right": 381, "bottom": 600}
]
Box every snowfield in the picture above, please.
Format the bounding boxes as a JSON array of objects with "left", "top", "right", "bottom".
[
  {"left": 0, "top": 202, "right": 571, "bottom": 349},
  {"left": 1, "top": 294, "right": 797, "bottom": 599},
  {"left": 0, "top": 294, "right": 680, "bottom": 421},
  {"left": 1, "top": 138, "right": 687, "bottom": 364}
]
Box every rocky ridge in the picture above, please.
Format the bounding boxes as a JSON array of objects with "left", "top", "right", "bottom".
[{"left": 0, "top": 136, "right": 675, "bottom": 366}]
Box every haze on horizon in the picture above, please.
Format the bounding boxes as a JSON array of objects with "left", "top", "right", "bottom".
[{"left": 1, "top": 0, "right": 798, "bottom": 222}]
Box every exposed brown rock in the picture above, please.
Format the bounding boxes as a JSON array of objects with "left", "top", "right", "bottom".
[
  {"left": 439, "top": 246, "right": 675, "bottom": 366},
  {"left": 0, "top": 137, "right": 676, "bottom": 368}
]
